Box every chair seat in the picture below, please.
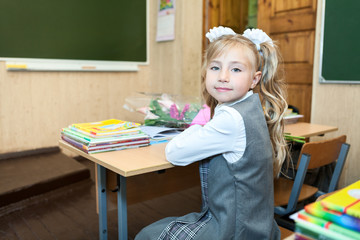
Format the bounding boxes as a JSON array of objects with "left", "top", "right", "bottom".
[
  {"left": 273, "top": 136, "right": 350, "bottom": 217},
  {"left": 279, "top": 226, "right": 294, "bottom": 239},
  {"left": 274, "top": 177, "right": 318, "bottom": 206}
]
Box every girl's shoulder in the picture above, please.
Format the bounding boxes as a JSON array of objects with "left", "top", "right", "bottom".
[
  {"left": 214, "top": 105, "right": 241, "bottom": 120},
  {"left": 212, "top": 105, "right": 244, "bottom": 130}
]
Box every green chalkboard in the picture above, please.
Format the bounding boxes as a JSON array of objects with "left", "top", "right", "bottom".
[
  {"left": 320, "top": 1, "right": 360, "bottom": 83},
  {"left": 0, "top": 0, "right": 147, "bottom": 64}
]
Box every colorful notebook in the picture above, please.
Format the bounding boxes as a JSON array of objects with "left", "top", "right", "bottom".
[
  {"left": 304, "top": 202, "right": 360, "bottom": 232},
  {"left": 292, "top": 212, "right": 356, "bottom": 240},
  {"left": 62, "top": 135, "right": 149, "bottom": 154},
  {"left": 62, "top": 127, "right": 149, "bottom": 145},
  {"left": 320, "top": 180, "right": 360, "bottom": 219},
  {"left": 298, "top": 209, "right": 360, "bottom": 239},
  {"left": 70, "top": 119, "right": 141, "bottom": 138}
]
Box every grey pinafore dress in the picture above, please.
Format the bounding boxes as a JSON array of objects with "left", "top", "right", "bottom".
[{"left": 135, "top": 94, "right": 281, "bottom": 240}]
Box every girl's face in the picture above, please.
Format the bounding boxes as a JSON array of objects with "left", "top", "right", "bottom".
[{"left": 205, "top": 45, "right": 261, "bottom": 104}]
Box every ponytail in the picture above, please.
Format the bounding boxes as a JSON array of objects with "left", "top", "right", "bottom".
[{"left": 258, "top": 42, "right": 288, "bottom": 177}]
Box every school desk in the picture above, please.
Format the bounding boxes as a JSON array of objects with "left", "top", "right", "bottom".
[
  {"left": 284, "top": 122, "right": 338, "bottom": 138},
  {"left": 59, "top": 140, "right": 170, "bottom": 240},
  {"left": 58, "top": 122, "right": 337, "bottom": 240}
]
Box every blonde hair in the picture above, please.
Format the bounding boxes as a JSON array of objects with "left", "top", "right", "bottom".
[{"left": 201, "top": 34, "right": 288, "bottom": 177}]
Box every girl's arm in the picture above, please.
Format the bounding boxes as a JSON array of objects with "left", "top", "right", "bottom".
[{"left": 165, "top": 106, "right": 244, "bottom": 166}]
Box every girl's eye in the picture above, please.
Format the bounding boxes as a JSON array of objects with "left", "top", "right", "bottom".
[
  {"left": 210, "top": 66, "right": 219, "bottom": 71},
  {"left": 232, "top": 68, "right": 241, "bottom": 72}
]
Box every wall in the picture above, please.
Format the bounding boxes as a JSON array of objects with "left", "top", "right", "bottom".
[
  {"left": 0, "top": 1, "right": 203, "bottom": 154},
  {"left": 312, "top": 0, "right": 359, "bottom": 187}
]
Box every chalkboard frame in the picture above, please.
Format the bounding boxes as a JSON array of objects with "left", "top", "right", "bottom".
[
  {"left": 319, "top": 0, "right": 360, "bottom": 84},
  {"left": 0, "top": 0, "right": 149, "bottom": 72}
]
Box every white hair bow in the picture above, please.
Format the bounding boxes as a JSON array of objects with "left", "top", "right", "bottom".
[
  {"left": 242, "top": 29, "right": 273, "bottom": 51},
  {"left": 205, "top": 26, "right": 236, "bottom": 42}
]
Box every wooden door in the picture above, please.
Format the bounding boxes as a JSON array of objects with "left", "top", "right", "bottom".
[
  {"left": 258, "top": 0, "right": 317, "bottom": 122},
  {"left": 203, "top": 0, "right": 249, "bottom": 51}
]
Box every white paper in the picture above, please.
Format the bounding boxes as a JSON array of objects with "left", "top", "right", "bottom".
[
  {"left": 140, "top": 126, "right": 181, "bottom": 140},
  {"left": 156, "top": 0, "right": 175, "bottom": 42}
]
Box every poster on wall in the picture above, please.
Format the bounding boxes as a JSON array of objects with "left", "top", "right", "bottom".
[{"left": 156, "top": 0, "right": 175, "bottom": 42}]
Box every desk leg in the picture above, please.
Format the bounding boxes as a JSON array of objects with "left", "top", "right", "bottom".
[
  {"left": 97, "top": 164, "right": 108, "bottom": 240},
  {"left": 118, "top": 175, "right": 128, "bottom": 240}
]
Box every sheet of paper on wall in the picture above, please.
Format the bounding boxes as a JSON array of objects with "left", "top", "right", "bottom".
[{"left": 156, "top": 0, "right": 175, "bottom": 42}]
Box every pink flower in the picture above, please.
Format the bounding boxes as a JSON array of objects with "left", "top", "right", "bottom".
[
  {"left": 170, "top": 104, "right": 179, "bottom": 119},
  {"left": 179, "top": 104, "right": 190, "bottom": 120}
]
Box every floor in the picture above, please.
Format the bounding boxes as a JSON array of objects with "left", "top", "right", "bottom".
[
  {"left": 0, "top": 157, "right": 293, "bottom": 240},
  {"left": 0, "top": 157, "right": 202, "bottom": 240},
  {"left": 0, "top": 150, "right": 89, "bottom": 208}
]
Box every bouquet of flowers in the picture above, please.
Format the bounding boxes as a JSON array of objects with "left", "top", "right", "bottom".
[{"left": 124, "top": 93, "right": 208, "bottom": 128}]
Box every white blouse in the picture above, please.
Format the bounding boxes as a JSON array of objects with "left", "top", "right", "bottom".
[{"left": 165, "top": 91, "right": 254, "bottom": 166}]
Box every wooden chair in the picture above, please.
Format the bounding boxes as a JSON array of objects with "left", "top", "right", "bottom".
[
  {"left": 274, "top": 135, "right": 350, "bottom": 216},
  {"left": 279, "top": 226, "right": 294, "bottom": 239}
]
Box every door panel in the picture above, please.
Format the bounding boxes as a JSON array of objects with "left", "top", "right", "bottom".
[
  {"left": 270, "top": 12, "right": 316, "bottom": 33},
  {"left": 287, "top": 84, "right": 312, "bottom": 119},
  {"left": 272, "top": 31, "right": 314, "bottom": 64},
  {"left": 274, "top": 0, "right": 313, "bottom": 13},
  {"left": 258, "top": 0, "right": 317, "bottom": 122},
  {"left": 283, "top": 63, "right": 313, "bottom": 84},
  {"left": 203, "top": 0, "right": 248, "bottom": 50}
]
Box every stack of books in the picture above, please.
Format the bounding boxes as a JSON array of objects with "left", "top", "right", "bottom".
[
  {"left": 292, "top": 180, "right": 360, "bottom": 240},
  {"left": 61, "top": 119, "right": 150, "bottom": 154}
]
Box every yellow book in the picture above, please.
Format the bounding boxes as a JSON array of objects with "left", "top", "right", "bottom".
[
  {"left": 70, "top": 119, "right": 141, "bottom": 138},
  {"left": 321, "top": 180, "right": 360, "bottom": 219}
]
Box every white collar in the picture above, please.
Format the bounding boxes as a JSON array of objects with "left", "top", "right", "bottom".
[{"left": 215, "top": 91, "right": 254, "bottom": 112}]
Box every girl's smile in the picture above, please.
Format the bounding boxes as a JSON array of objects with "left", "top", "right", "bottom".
[{"left": 215, "top": 87, "right": 232, "bottom": 92}]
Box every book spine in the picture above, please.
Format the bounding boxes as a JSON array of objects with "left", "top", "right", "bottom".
[
  {"left": 88, "top": 139, "right": 150, "bottom": 151},
  {"left": 61, "top": 136, "right": 89, "bottom": 153},
  {"left": 88, "top": 143, "right": 149, "bottom": 154},
  {"left": 295, "top": 219, "right": 354, "bottom": 240},
  {"left": 87, "top": 134, "right": 149, "bottom": 145},
  {"left": 298, "top": 211, "right": 360, "bottom": 239},
  {"left": 62, "top": 130, "right": 90, "bottom": 145},
  {"left": 305, "top": 202, "right": 360, "bottom": 232}
]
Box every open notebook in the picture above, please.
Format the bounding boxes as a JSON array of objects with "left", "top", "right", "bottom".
[{"left": 140, "top": 126, "right": 182, "bottom": 144}]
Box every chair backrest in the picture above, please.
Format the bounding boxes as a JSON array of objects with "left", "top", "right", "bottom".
[
  {"left": 296, "top": 135, "right": 346, "bottom": 170},
  {"left": 274, "top": 153, "right": 311, "bottom": 216},
  {"left": 275, "top": 135, "right": 350, "bottom": 216},
  {"left": 285, "top": 153, "right": 312, "bottom": 213},
  {"left": 295, "top": 135, "right": 350, "bottom": 194}
]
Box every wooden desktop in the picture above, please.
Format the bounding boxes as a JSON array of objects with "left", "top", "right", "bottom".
[{"left": 284, "top": 122, "right": 338, "bottom": 138}]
